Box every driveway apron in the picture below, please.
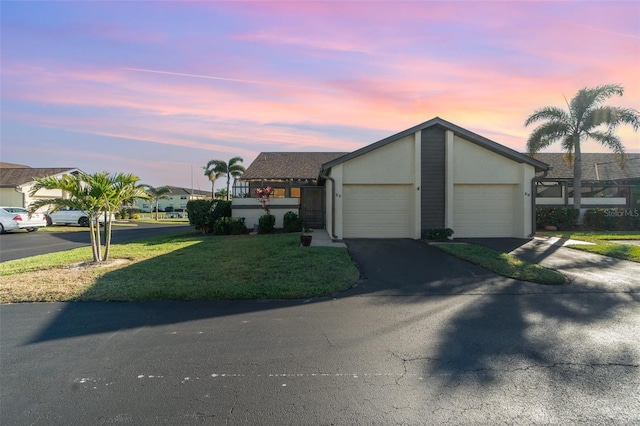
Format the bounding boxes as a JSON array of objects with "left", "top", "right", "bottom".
[{"left": 458, "top": 237, "right": 640, "bottom": 293}]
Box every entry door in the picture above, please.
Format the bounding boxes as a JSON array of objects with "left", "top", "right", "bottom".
[{"left": 301, "top": 187, "right": 325, "bottom": 229}]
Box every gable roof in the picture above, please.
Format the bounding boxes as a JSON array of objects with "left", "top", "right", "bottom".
[
  {"left": 320, "top": 117, "right": 549, "bottom": 172},
  {"left": 164, "top": 185, "right": 210, "bottom": 197},
  {"left": 241, "top": 152, "right": 348, "bottom": 180},
  {"left": 0, "top": 166, "right": 81, "bottom": 188},
  {"left": 529, "top": 153, "right": 640, "bottom": 182}
]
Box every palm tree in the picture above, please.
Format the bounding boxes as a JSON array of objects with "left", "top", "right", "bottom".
[
  {"left": 525, "top": 84, "right": 639, "bottom": 219},
  {"left": 203, "top": 165, "right": 224, "bottom": 199},
  {"left": 204, "top": 157, "right": 245, "bottom": 200},
  {"left": 30, "top": 172, "right": 149, "bottom": 263},
  {"left": 144, "top": 185, "right": 172, "bottom": 220}
]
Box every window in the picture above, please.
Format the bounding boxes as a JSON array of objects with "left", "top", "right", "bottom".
[
  {"left": 180, "top": 195, "right": 187, "bottom": 200},
  {"left": 273, "top": 188, "right": 286, "bottom": 198},
  {"left": 290, "top": 187, "right": 301, "bottom": 198}
]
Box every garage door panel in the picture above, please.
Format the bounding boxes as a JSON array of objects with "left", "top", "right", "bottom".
[
  {"left": 343, "top": 185, "right": 412, "bottom": 238},
  {"left": 453, "top": 185, "right": 514, "bottom": 238}
]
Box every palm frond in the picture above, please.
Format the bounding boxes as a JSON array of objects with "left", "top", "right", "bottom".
[
  {"left": 524, "top": 107, "right": 568, "bottom": 127},
  {"left": 586, "top": 131, "right": 626, "bottom": 156},
  {"left": 526, "top": 121, "right": 569, "bottom": 154}
]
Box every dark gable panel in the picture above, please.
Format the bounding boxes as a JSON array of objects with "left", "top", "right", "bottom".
[{"left": 421, "top": 127, "right": 445, "bottom": 230}]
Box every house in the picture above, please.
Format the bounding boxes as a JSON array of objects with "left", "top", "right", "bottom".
[
  {"left": 133, "top": 186, "right": 210, "bottom": 212},
  {"left": 233, "top": 152, "right": 347, "bottom": 228},
  {"left": 235, "top": 118, "right": 550, "bottom": 239},
  {"left": 320, "top": 117, "right": 549, "bottom": 239},
  {"left": 0, "top": 162, "right": 82, "bottom": 210},
  {"left": 529, "top": 153, "right": 640, "bottom": 209}
]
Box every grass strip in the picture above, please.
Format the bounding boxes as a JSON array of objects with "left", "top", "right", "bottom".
[
  {"left": 537, "top": 231, "right": 640, "bottom": 263},
  {"left": 433, "top": 243, "right": 567, "bottom": 285},
  {"left": 0, "top": 233, "right": 360, "bottom": 302}
]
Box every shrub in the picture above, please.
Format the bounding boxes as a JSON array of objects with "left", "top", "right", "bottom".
[
  {"left": 165, "top": 206, "right": 174, "bottom": 212},
  {"left": 210, "top": 200, "right": 232, "bottom": 225},
  {"left": 423, "top": 228, "right": 454, "bottom": 241},
  {"left": 258, "top": 214, "right": 276, "bottom": 234},
  {"left": 283, "top": 211, "right": 303, "bottom": 233},
  {"left": 584, "top": 208, "right": 640, "bottom": 231},
  {"left": 213, "top": 217, "right": 247, "bottom": 235},
  {"left": 187, "top": 200, "right": 214, "bottom": 234},
  {"left": 125, "top": 208, "right": 140, "bottom": 219},
  {"left": 536, "top": 207, "right": 579, "bottom": 230}
]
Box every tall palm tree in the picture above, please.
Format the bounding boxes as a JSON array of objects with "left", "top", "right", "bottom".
[
  {"left": 204, "top": 156, "right": 245, "bottom": 200},
  {"left": 525, "top": 84, "right": 639, "bottom": 218},
  {"left": 144, "top": 185, "right": 172, "bottom": 220},
  {"left": 30, "top": 172, "right": 149, "bottom": 263}
]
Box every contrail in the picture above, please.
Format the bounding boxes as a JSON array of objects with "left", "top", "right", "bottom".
[{"left": 125, "top": 67, "right": 330, "bottom": 91}]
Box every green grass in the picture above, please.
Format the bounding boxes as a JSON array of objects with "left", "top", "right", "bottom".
[
  {"left": 0, "top": 233, "right": 360, "bottom": 302},
  {"left": 433, "top": 243, "right": 567, "bottom": 285},
  {"left": 537, "top": 231, "right": 640, "bottom": 263}
]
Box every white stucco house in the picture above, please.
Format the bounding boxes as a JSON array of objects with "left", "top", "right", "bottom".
[
  {"left": 0, "top": 162, "right": 82, "bottom": 211},
  {"left": 236, "top": 117, "right": 550, "bottom": 239}
]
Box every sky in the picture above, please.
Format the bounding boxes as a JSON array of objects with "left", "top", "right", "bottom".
[{"left": 1, "top": 1, "right": 639, "bottom": 191}]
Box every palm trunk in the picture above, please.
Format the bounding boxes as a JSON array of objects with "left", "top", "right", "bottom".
[
  {"left": 226, "top": 174, "right": 231, "bottom": 201},
  {"left": 103, "top": 211, "right": 112, "bottom": 261},
  {"left": 94, "top": 217, "right": 103, "bottom": 261},
  {"left": 89, "top": 220, "right": 100, "bottom": 262},
  {"left": 573, "top": 139, "right": 583, "bottom": 224}
]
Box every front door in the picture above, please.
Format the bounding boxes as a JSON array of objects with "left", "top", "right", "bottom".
[{"left": 301, "top": 187, "right": 325, "bottom": 229}]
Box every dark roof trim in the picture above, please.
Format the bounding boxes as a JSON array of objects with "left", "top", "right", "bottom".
[{"left": 320, "top": 117, "right": 550, "bottom": 172}]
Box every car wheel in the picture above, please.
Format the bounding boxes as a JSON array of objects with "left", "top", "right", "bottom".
[
  {"left": 26, "top": 228, "right": 38, "bottom": 232},
  {"left": 79, "top": 217, "right": 90, "bottom": 227},
  {"left": 46, "top": 216, "right": 53, "bottom": 226},
  {"left": 0, "top": 223, "right": 5, "bottom": 234}
]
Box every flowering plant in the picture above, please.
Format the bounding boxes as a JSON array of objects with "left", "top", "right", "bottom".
[{"left": 255, "top": 186, "right": 273, "bottom": 213}]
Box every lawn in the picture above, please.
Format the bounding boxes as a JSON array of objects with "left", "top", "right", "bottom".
[
  {"left": 0, "top": 233, "right": 360, "bottom": 302},
  {"left": 537, "top": 231, "right": 640, "bottom": 263},
  {"left": 432, "top": 243, "right": 567, "bottom": 285}
]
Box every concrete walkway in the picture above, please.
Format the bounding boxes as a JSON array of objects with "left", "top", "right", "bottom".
[{"left": 306, "top": 228, "right": 346, "bottom": 248}]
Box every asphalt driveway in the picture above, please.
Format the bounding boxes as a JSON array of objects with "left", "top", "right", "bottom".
[{"left": 343, "top": 238, "right": 640, "bottom": 295}]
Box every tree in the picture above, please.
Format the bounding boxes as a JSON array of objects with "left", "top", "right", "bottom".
[
  {"left": 144, "top": 185, "right": 172, "bottom": 220},
  {"left": 30, "top": 172, "right": 149, "bottom": 263},
  {"left": 204, "top": 157, "right": 245, "bottom": 200},
  {"left": 525, "top": 84, "right": 639, "bottom": 220},
  {"left": 203, "top": 166, "right": 223, "bottom": 199},
  {"left": 214, "top": 188, "right": 228, "bottom": 200}
]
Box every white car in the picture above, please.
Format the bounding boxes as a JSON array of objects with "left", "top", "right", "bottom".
[
  {"left": 0, "top": 207, "right": 48, "bottom": 233},
  {"left": 47, "top": 208, "right": 115, "bottom": 227}
]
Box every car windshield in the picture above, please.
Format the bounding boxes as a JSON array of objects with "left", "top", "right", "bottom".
[{"left": 3, "top": 208, "right": 28, "bottom": 213}]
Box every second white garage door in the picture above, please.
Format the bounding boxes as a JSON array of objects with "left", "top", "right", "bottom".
[
  {"left": 343, "top": 184, "right": 413, "bottom": 238},
  {"left": 453, "top": 184, "right": 515, "bottom": 238}
]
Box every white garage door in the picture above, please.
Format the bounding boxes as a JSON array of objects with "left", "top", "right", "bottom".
[
  {"left": 453, "top": 184, "right": 515, "bottom": 238},
  {"left": 343, "top": 184, "right": 413, "bottom": 238}
]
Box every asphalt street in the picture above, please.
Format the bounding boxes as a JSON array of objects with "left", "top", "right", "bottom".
[{"left": 1, "top": 239, "right": 639, "bottom": 425}]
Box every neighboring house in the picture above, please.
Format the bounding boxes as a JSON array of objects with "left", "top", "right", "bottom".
[
  {"left": 233, "top": 152, "right": 347, "bottom": 228},
  {"left": 133, "top": 186, "right": 210, "bottom": 212},
  {"left": 235, "top": 117, "right": 550, "bottom": 239},
  {"left": 0, "top": 162, "right": 82, "bottom": 211},
  {"left": 529, "top": 153, "right": 640, "bottom": 209}
]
